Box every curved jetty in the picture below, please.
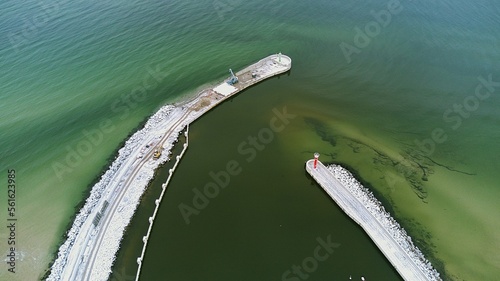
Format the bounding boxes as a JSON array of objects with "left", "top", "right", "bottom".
[
  {"left": 47, "top": 54, "right": 291, "bottom": 281},
  {"left": 305, "top": 159, "right": 441, "bottom": 281}
]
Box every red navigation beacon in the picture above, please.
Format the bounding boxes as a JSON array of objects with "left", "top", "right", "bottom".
[{"left": 313, "top": 152, "right": 320, "bottom": 169}]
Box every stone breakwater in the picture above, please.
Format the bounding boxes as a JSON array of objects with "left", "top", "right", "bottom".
[
  {"left": 327, "top": 164, "right": 441, "bottom": 281},
  {"left": 134, "top": 127, "right": 189, "bottom": 281},
  {"left": 47, "top": 104, "right": 182, "bottom": 280},
  {"left": 47, "top": 54, "right": 291, "bottom": 281}
]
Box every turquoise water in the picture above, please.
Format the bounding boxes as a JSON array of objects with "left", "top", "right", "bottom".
[{"left": 0, "top": 0, "right": 499, "bottom": 280}]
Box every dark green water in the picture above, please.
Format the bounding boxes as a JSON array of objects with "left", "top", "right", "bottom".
[
  {"left": 112, "top": 79, "right": 404, "bottom": 281},
  {"left": 1, "top": 0, "right": 499, "bottom": 280}
]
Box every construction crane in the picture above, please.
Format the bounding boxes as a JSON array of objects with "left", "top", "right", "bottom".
[{"left": 227, "top": 68, "right": 238, "bottom": 85}]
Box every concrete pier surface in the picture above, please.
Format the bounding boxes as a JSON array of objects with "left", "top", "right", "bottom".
[
  {"left": 305, "top": 159, "right": 441, "bottom": 281},
  {"left": 47, "top": 54, "right": 291, "bottom": 281}
]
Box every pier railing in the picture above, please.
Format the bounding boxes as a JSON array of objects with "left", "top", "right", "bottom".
[{"left": 134, "top": 125, "right": 189, "bottom": 281}]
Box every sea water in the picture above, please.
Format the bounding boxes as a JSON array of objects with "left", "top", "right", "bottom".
[{"left": 0, "top": 0, "right": 499, "bottom": 280}]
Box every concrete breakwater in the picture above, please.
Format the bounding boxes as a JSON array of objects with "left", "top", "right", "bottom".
[
  {"left": 134, "top": 125, "right": 189, "bottom": 281},
  {"left": 306, "top": 159, "right": 441, "bottom": 281},
  {"left": 47, "top": 54, "right": 291, "bottom": 281},
  {"left": 47, "top": 105, "right": 183, "bottom": 281}
]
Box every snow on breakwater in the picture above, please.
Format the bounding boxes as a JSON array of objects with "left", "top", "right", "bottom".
[
  {"left": 89, "top": 125, "right": 186, "bottom": 281},
  {"left": 47, "top": 53, "right": 291, "bottom": 281},
  {"left": 47, "top": 104, "right": 181, "bottom": 280},
  {"left": 135, "top": 127, "right": 189, "bottom": 281},
  {"left": 326, "top": 164, "right": 441, "bottom": 281}
]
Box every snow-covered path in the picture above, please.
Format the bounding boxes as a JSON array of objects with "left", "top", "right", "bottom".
[
  {"left": 306, "top": 159, "right": 441, "bottom": 281},
  {"left": 47, "top": 54, "right": 291, "bottom": 281}
]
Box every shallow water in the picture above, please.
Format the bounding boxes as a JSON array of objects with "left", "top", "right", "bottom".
[{"left": 0, "top": 0, "right": 499, "bottom": 280}]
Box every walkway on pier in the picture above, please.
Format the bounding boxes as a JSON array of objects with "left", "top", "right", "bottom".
[
  {"left": 135, "top": 126, "right": 189, "bottom": 281},
  {"left": 47, "top": 53, "right": 292, "bottom": 281},
  {"left": 305, "top": 159, "right": 432, "bottom": 281}
]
